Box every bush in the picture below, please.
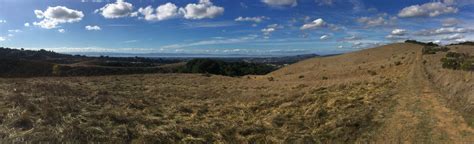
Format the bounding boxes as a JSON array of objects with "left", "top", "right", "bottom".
[
  {"left": 405, "top": 40, "right": 438, "bottom": 47},
  {"left": 440, "top": 52, "right": 473, "bottom": 71},
  {"left": 394, "top": 61, "right": 402, "bottom": 66},
  {"left": 422, "top": 46, "right": 449, "bottom": 55},
  {"left": 322, "top": 76, "right": 329, "bottom": 80},
  {"left": 367, "top": 70, "right": 377, "bottom": 76}
]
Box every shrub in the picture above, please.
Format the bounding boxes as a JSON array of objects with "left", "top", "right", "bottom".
[
  {"left": 322, "top": 76, "right": 329, "bottom": 80},
  {"left": 405, "top": 40, "right": 438, "bottom": 46},
  {"left": 440, "top": 52, "right": 473, "bottom": 71},
  {"left": 394, "top": 61, "right": 402, "bottom": 66},
  {"left": 268, "top": 77, "right": 274, "bottom": 81},
  {"left": 460, "top": 61, "right": 473, "bottom": 71},
  {"left": 422, "top": 46, "right": 449, "bottom": 55},
  {"left": 367, "top": 70, "right": 377, "bottom": 76}
]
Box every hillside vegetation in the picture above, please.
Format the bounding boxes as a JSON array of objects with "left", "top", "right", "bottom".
[
  {"left": 0, "top": 48, "right": 281, "bottom": 77},
  {"left": 181, "top": 59, "right": 277, "bottom": 76},
  {"left": 0, "top": 43, "right": 472, "bottom": 143}
]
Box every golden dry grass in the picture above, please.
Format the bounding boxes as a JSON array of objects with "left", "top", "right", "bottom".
[{"left": 0, "top": 43, "right": 472, "bottom": 143}]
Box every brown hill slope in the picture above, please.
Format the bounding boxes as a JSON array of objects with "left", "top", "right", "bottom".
[{"left": 0, "top": 43, "right": 472, "bottom": 143}]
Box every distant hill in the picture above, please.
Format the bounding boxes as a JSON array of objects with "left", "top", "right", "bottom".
[
  {"left": 0, "top": 47, "right": 318, "bottom": 77},
  {"left": 0, "top": 47, "right": 79, "bottom": 62}
]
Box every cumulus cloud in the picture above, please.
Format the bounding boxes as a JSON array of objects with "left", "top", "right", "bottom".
[
  {"left": 24, "top": 23, "right": 30, "bottom": 27},
  {"left": 138, "top": 3, "right": 180, "bottom": 21},
  {"left": 0, "top": 20, "right": 6, "bottom": 23},
  {"left": 357, "top": 14, "right": 396, "bottom": 27},
  {"left": 96, "top": 0, "right": 135, "bottom": 19},
  {"left": 33, "top": 6, "right": 84, "bottom": 29},
  {"left": 235, "top": 16, "right": 269, "bottom": 23},
  {"left": 385, "top": 29, "right": 408, "bottom": 40},
  {"left": 58, "top": 29, "right": 65, "bottom": 33},
  {"left": 261, "top": 0, "right": 297, "bottom": 7},
  {"left": 179, "top": 0, "right": 224, "bottom": 20},
  {"left": 85, "top": 25, "right": 101, "bottom": 31},
  {"left": 391, "top": 29, "right": 407, "bottom": 36},
  {"left": 300, "top": 18, "right": 326, "bottom": 30},
  {"left": 385, "top": 35, "right": 407, "bottom": 40},
  {"left": 320, "top": 35, "right": 330, "bottom": 40},
  {"left": 261, "top": 24, "right": 282, "bottom": 37},
  {"left": 398, "top": 2, "right": 458, "bottom": 18},
  {"left": 261, "top": 27, "right": 276, "bottom": 35}
]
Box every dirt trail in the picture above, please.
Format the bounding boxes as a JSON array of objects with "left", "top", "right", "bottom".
[{"left": 374, "top": 50, "right": 474, "bottom": 143}]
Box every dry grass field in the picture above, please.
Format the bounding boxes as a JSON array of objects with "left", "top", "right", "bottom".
[{"left": 0, "top": 43, "right": 472, "bottom": 143}]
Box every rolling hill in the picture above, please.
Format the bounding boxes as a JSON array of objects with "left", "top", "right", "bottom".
[{"left": 0, "top": 43, "right": 472, "bottom": 143}]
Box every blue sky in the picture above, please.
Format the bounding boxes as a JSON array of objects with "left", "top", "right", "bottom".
[{"left": 0, "top": 0, "right": 473, "bottom": 56}]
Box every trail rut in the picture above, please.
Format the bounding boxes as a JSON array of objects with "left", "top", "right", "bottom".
[{"left": 374, "top": 49, "right": 474, "bottom": 143}]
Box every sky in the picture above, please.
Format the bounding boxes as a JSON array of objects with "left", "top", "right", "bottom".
[{"left": 0, "top": 0, "right": 473, "bottom": 56}]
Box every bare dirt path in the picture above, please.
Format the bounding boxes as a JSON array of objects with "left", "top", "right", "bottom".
[{"left": 374, "top": 50, "right": 474, "bottom": 143}]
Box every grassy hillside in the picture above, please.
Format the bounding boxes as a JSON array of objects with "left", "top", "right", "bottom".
[{"left": 0, "top": 43, "right": 472, "bottom": 143}]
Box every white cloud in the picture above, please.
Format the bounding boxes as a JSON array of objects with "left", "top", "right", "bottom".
[
  {"left": 96, "top": 0, "right": 135, "bottom": 19},
  {"left": 357, "top": 15, "right": 396, "bottom": 27},
  {"left": 416, "top": 27, "right": 471, "bottom": 36},
  {"left": 0, "top": 37, "right": 5, "bottom": 41},
  {"left": 261, "top": 0, "right": 297, "bottom": 7},
  {"left": 235, "top": 16, "right": 269, "bottom": 23},
  {"left": 261, "top": 27, "right": 276, "bottom": 35},
  {"left": 442, "top": 18, "right": 460, "bottom": 27},
  {"left": 138, "top": 3, "right": 180, "bottom": 21},
  {"left": 391, "top": 29, "right": 407, "bottom": 35},
  {"left": 385, "top": 29, "right": 408, "bottom": 40},
  {"left": 179, "top": 0, "right": 224, "bottom": 20},
  {"left": 261, "top": 24, "right": 283, "bottom": 37},
  {"left": 58, "top": 29, "right": 66, "bottom": 33},
  {"left": 398, "top": 2, "right": 458, "bottom": 18},
  {"left": 0, "top": 20, "right": 6, "bottom": 23},
  {"left": 24, "top": 23, "right": 30, "bottom": 27},
  {"left": 442, "top": 33, "right": 464, "bottom": 40},
  {"left": 320, "top": 35, "right": 330, "bottom": 40},
  {"left": 443, "top": 0, "right": 474, "bottom": 6},
  {"left": 33, "top": 6, "right": 84, "bottom": 29},
  {"left": 8, "top": 29, "right": 22, "bottom": 33},
  {"left": 385, "top": 34, "right": 407, "bottom": 40},
  {"left": 301, "top": 18, "right": 326, "bottom": 30},
  {"left": 85, "top": 25, "right": 101, "bottom": 31}
]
